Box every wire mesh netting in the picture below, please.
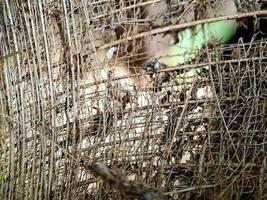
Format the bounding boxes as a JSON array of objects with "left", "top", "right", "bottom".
[{"left": 0, "top": 0, "right": 267, "bottom": 199}]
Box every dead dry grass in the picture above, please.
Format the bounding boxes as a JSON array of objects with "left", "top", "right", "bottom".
[{"left": 0, "top": 0, "right": 267, "bottom": 199}]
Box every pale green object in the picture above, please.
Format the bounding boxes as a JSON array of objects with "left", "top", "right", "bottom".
[{"left": 159, "top": 20, "right": 237, "bottom": 67}]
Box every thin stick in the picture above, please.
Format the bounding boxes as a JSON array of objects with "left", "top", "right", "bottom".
[{"left": 99, "top": 10, "right": 267, "bottom": 50}]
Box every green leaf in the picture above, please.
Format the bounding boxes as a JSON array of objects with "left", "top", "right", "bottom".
[{"left": 158, "top": 20, "right": 237, "bottom": 67}]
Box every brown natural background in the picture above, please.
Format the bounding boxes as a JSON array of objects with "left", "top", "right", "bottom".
[{"left": 0, "top": 0, "right": 267, "bottom": 199}]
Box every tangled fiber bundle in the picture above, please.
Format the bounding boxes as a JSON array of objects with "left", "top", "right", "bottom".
[{"left": 0, "top": 0, "right": 267, "bottom": 199}]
